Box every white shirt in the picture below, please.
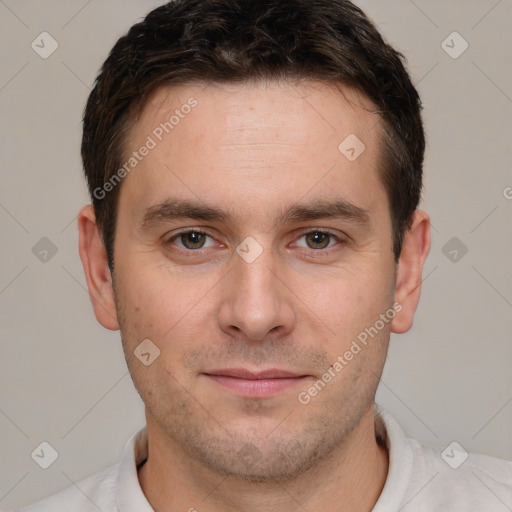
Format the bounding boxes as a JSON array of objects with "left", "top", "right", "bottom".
[{"left": 15, "top": 406, "right": 512, "bottom": 511}]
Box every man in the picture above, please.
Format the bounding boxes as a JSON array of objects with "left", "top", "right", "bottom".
[{"left": 18, "top": 0, "right": 512, "bottom": 510}]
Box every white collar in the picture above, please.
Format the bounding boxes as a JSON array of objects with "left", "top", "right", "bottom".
[
  {"left": 115, "top": 426, "right": 153, "bottom": 511},
  {"left": 372, "top": 404, "right": 414, "bottom": 511}
]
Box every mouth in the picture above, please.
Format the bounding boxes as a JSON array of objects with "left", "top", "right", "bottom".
[{"left": 202, "top": 368, "right": 312, "bottom": 398}]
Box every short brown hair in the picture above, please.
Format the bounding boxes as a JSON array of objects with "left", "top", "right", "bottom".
[{"left": 81, "top": 0, "right": 425, "bottom": 271}]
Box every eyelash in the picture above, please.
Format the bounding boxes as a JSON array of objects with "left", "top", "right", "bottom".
[{"left": 164, "top": 228, "right": 344, "bottom": 254}]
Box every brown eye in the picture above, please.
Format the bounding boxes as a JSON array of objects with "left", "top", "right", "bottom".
[
  {"left": 304, "top": 231, "right": 333, "bottom": 249},
  {"left": 179, "top": 231, "right": 207, "bottom": 249},
  {"left": 168, "top": 230, "right": 216, "bottom": 250}
]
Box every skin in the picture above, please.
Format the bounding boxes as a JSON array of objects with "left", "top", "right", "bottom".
[{"left": 78, "top": 80, "right": 430, "bottom": 512}]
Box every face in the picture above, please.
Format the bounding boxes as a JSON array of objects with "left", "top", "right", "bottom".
[{"left": 106, "top": 80, "right": 400, "bottom": 481}]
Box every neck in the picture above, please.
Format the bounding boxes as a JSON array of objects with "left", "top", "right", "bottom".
[{"left": 138, "top": 405, "right": 388, "bottom": 512}]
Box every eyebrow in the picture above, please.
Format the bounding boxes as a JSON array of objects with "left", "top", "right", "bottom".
[{"left": 138, "top": 197, "right": 370, "bottom": 231}]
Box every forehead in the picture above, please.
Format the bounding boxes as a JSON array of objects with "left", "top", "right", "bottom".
[
  {"left": 135, "top": 80, "right": 379, "bottom": 146},
  {"left": 119, "top": 80, "right": 387, "bottom": 225}
]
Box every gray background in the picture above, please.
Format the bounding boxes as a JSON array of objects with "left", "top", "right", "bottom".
[{"left": 1, "top": 0, "right": 511, "bottom": 509}]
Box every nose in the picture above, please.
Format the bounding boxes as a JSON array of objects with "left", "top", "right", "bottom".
[{"left": 217, "top": 250, "right": 296, "bottom": 342}]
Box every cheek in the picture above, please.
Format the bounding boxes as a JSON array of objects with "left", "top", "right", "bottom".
[
  {"left": 308, "top": 266, "right": 392, "bottom": 312},
  {"left": 114, "top": 267, "right": 174, "bottom": 349},
  {"left": 295, "top": 262, "right": 393, "bottom": 340},
  {"left": 114, "top": 261, "right": 219, "bottom": 364},
  {"left": 115, "top": 271, "right": 202, "bottom": 400}
]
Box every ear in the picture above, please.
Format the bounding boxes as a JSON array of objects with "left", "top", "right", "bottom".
[
  {"left": 78, "top": 205, "right": 120, "bottom": 331},
  {"left": 391, "top": 209, "right": 431, "bottom": 334}
]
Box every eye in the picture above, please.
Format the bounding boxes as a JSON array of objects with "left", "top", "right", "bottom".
[
  {"left": 295, "top": 230, "right": 339, "bottom": 250},
  {"left": 167, "top": 230, "right": 217, "bottom": 250}
]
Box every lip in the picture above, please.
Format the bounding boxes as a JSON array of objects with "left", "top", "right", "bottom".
[{"left": 202, "top": 368, "right": 311, "bottom": 398}]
